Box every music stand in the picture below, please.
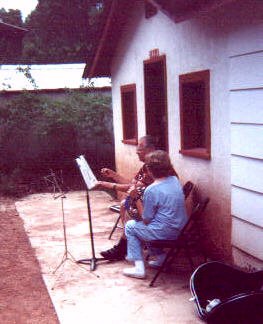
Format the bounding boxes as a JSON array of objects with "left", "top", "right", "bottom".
[
  {"left": 75, "top": 155, "right": 105, "bottom": 271},
  {"left": 44, "top": 170, "right": 77, "bottom": 273}
]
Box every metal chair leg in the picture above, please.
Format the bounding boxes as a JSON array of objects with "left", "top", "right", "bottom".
[
  {"left": 108, "top": 214, "right": 122, "bottom": 239},
  {"left": 149, "top": 247, "right": 177, "bottom": 287}
]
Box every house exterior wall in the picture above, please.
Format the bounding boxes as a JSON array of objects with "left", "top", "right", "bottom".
[
  {"left": 228, "top": 22, "right": 263, "bottom": 269},
  {"left": 110, "top": 0, "right": 262, "bottom": 264}
]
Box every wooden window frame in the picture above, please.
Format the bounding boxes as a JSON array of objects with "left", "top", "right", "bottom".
[
  {"left": 179, "top": 70, "right": 211, "bottom": 160},
  {"left": 120, "top": 83, "right": 138, "bottom": 145}
]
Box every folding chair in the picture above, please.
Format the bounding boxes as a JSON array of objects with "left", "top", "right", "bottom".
[
  {"left": 182, "top": 180, "right": 194, "bottom": 199},
  {"left": 148, "top": 197, "right": 210, "bottom": 287},
  {"left": 108, "top": 204, "right": 122, "bottom": 239},
  {"left": 108, "top": 181, "right": 194, "bottom": 239}
]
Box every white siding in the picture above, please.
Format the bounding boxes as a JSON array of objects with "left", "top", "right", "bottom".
[
  {"left": 232, "top": 187, "right": 263, "bottom": 227},
  {"left": 231, "top": 156, "right": 263, "bottom": 193},
  {"left": 230, "top": 89, "right": 263, "bottom": 124},
  {"left": 232, "top": 218, "right": 263, "bottom": 260},
  {"left": 232, "top": 247, "right": 263, "bottom": 270},
  {"left": 231, "top": 124, "right": 263, "bottom": 159},
  {"left": 229, "top": 51, "right": 263, "bottom": 89},
  {"left": 230, "top": 31, "right": 263, "bottom": 266}
]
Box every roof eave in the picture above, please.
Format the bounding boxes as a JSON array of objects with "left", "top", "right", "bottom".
[
  {"left": 83, "top": 0, "right": 238, "bottom": 79},
  {"left": 83, "top": 0, "right": 133, "bottom": 79},
  {"left": 83, "top": 1, "right": 117, "bottom": 78}
]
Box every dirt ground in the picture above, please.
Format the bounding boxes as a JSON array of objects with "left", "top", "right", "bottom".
[{"left": 0, "top": 196, "right": 59, "bottom": 324}]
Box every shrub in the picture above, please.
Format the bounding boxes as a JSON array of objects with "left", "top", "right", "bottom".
[{"left": 0, "top": 90, "right": 114, "bottom": 195}]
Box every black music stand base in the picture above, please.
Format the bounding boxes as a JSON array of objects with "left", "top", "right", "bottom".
[
  {"left": 77, "top": 256, "right": 106, "bottom": 271},
  {"left": 76, "top": 190, "right": 108, "bottom": 271}
]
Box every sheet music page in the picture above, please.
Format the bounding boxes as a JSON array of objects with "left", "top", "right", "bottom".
[{"left": 76, "top": 155, "right": 98, "bottom": 190}]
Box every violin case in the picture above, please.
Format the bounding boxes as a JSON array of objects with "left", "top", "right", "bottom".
[{"left": 190, "top": 261, "right": 263, "bottom": 324}]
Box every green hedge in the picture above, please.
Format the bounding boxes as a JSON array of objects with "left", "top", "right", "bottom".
[{"left": 0, "top": 90, "right": 114, "bottom": 196}]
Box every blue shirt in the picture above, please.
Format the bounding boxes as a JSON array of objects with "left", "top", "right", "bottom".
[{"left": 142, "top": 176, "right": 187, "bottom": 235}]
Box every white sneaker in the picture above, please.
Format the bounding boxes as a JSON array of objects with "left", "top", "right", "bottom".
[
  {"left": 148, "top": 253, "right": 166, "bottom": 269},
  {"left": 123, "top": 260, "right": 146, "bottom": 279},
  {"left": 123, "top": 267, "right": 146, "bottom": 279}
]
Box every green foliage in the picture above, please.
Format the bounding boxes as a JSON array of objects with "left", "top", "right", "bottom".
[
  {"left": 22, "top": 0, "right": 109, "bottom": 64},
  {"left": 0, "top": 90, "right": 114, "bottom": 195},
  {"left": 0, "top": 8, "right": 23, "bottom": 26},
  {"left": 16, "top": 66, "right": 38, "bottom": 89},
  {"left": 0, "top": 1, "right": 109, "bottom": 64},
  {"left": 0, "top": 8, "right": 25, "bottom": 64},
  {"left": 0, "top": 168, "right": 22, "bottom": 196}
]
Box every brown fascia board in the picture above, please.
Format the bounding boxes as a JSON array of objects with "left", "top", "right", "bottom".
[{"left": 83, "top": 0, "right": 135, "bottom": 79}]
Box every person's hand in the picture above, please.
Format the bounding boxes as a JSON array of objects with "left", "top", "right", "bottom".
[
  {"left": 127, "top": 185, "right": 140, "bottom": 199},
  {"left": 135, "top": 181, "right": 144, "bottom": 188},
  {"left": 93, "top": 180, "right": 116, "bottom": 190},
  {"left": 93, "top": 180, "right": 103, "bottom": 189},
  {"left": 100, "top": 168, "right": 116, "bottom": 179}
]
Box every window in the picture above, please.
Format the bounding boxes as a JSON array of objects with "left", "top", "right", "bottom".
[
  {"left": 179, "top": 70, "right": 211, "bottom": 159},
  {"left": 121, "top": 84, "right": 138, "bottom": 145},
  {"left": 144, "top": 54, "right": 168, "bottom": 151}
]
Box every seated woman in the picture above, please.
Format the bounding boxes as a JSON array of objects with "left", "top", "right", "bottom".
[{"left": 123, "top": 150, "right": 187, "bottom": 279}]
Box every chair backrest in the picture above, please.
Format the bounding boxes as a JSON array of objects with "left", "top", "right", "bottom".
[
  {"left": 183, "top": 181, "right": 194, "bottom": 200},
  {"left": 181, "top": 197, "right": 210, "bottom": 236},
  {"left": 190, "top": 197, "right": 209, "bottom": 221}
]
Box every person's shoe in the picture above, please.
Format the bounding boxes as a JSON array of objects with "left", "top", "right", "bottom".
[
  {"left": 148, "top": 253, "right": 167, "bottom": 269},
  {"left": 123, "top": 260, "right": 146, "bottom": 279},
  {"left": 100, "top": 238, "right": 127, "bottom": 261},
  {"left": 123, "top": 267, "right": 146, "bottom": 279}
]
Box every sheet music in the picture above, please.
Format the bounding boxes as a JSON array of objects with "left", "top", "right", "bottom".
[{"left": 76, "top": 155, "right": 98, "bottom": 190}]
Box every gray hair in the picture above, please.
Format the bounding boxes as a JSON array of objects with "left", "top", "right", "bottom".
[{"left": 140, "top": 135, "right": 157, "bottom": 149}]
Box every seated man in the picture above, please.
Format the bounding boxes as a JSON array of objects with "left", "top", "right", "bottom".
[
  {"left": 95, "top": 135, "right": 157, "bottom": 260},
  {"left": 123, "top": 150, "right": 187, "bottom": 279}
]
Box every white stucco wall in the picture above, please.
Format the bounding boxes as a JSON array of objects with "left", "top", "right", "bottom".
[{"left": 110, "top": 0, "right": 263, "bottom": 262}]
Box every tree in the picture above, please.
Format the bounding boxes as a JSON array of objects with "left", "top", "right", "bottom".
[
  {"left": 22, "top": 0, "right": 109, "bottom": 64},
  {"left": 0, "top": 8, "right": 23, "bottom": 26},
  {"left": 0, "top": 1, "right": 110, "bottom": 64},
  {"left": 0, "top": 8, "right": 25, "bottom": 64}
]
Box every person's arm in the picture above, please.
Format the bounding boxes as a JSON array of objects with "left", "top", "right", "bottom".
[
  {"left": 100, "top": 168, "right": 131, "bottom": 184},
  {"left": 95, "top": 180, "right": 131, "bottom": 192}
]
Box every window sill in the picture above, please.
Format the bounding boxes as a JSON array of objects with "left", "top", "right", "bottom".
[
  {"left": 179, "top": 148, "right": 211, "bottom": 160},
  {"left": 122, "top": 138, "right": 138, "bottom": 145}
]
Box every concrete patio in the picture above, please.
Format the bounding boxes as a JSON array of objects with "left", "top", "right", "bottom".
[{"left": 15, "top": 190, "right": 203, "bottom": 324}]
